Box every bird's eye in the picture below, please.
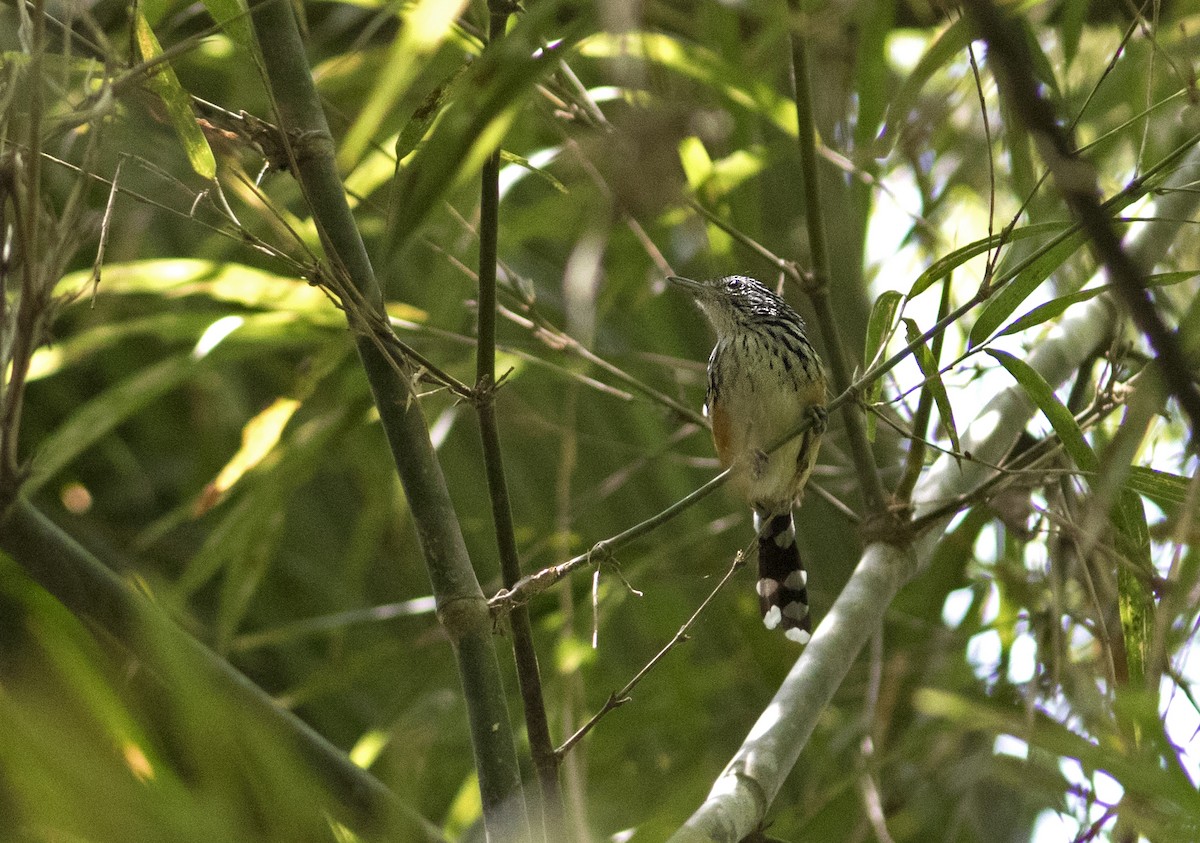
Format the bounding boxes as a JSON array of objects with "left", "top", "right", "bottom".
[{"left": 727, "top": 278, "right": 741, "bottom": 290}]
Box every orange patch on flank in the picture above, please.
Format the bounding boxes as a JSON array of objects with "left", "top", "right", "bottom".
[
  {"left": 798, "top": 378, "right": 828, "bottom": 409},
  {"left": 710, "top": 400, "right": 734, "bottom": 467}
]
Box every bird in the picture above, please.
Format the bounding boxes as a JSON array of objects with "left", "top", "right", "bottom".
[{"left": 669, "top": 274, "right": 827, "bottom": 644}]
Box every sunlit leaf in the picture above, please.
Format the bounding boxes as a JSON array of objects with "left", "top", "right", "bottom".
[
  {"left": 987, "top": 349, "right": 1097, "bottom": 473},
  {"left": 907, "top": 222, "right": 1067, "bottom": 299},
  {"left": 577, "top": 31, "right": 795, "bottom": 135},
  {"left": 198, "top": 0, "right": 255, "bottom": 50},
  {"left": 864, "top": 290, "right": 903, "bottom": 440},
  {"left": 133, "top": 14, "right": 217, "bottom": 180},
  {"left": 384, "top": 1, "right": 580, "bottom": 258},
  {"left": 211, "top": 398, "right": 301, "bottom": 497},
  {"left": 443, "top": 772, "right": 483, "bottom": 839},
  {"left": 56, "top": 260, "right": 427, "bottom": 324},
  {"left": 879, "top": 17, "right": 971, "bottom": 152},
  {"left": 995, "top": 272, "right": 1198, "bottom": 339},
  {"left": 904, "top": 317, "right": 959, "bottom": 459},
  {"left": 498, "top": 149, "right": 568, "bottom": 195},
  {"left": 338, "top": 0, "right": 469, "bottom": 169}
]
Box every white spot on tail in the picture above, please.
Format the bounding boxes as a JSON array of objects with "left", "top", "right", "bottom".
[
  {"left": 762, "top": 605, "right": 782, "bottom": 630},
  {"left": 782, "top": 601, "right": 808, "bottom": 622},
  {"left": 786, "top": 628, "right": 811, "bottom": 645},
  {"left": 783, "top": 569, "right": 807, "bottom": 590},
  {"left": 756, "top": 578, "right": 779, "bottom": 598},
  {"left": 773, "top": 524, "right": 795, "bottom": 547}
]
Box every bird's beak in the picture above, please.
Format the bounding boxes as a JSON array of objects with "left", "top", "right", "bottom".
[{"left": 667, "top": 275, "right": 705, "bottom": 295}]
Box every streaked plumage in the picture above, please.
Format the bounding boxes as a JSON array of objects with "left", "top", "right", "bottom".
[{"left": 670, "top": 275, "right": 827, "bottom": 643}]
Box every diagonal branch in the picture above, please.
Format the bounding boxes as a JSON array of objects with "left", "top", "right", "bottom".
[{"left": 963, "top": 0, "right": 1200, "bottom": 436}]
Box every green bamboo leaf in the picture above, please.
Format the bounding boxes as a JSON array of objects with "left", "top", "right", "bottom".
[
  {"left": 1179, "top": 277, "right": 1200, "bottom": 361},
  {"left": 25, "top": 313, "right": 334, "bottom": 383},
  {"left": 25, "top": 355, "right": 198, "bottom": 496},
  {"left": 914, "top": 689, "right": 1200, "bottom": 818},
  {"left": 177, "top": 485, "right": 282, "bottom": 610},
  {"left": 1059, "top": 0, "right": 1089, "bottom": 67},
  {"left": 62, "top": 258, "right": 326, "bottom": 309},
  {"left": 991, "top": 351, "right": 1156, "bottom": 689},
  {"left": 996, "top": 271, "right": 1198, "bottom": 338},
  {"left": 1125, "top": 466, "right": 1192, "bottom": 509},
  {"left": 213, "top": 495, "right": 288, "bottom": 653},
  {"left": 864, "top": 290, "right": 903, "bottom": 369},
  {"left": 851, "top": 0, "right": 895, "bottom": 158},
  {"left": 987, "top": 349, "right": 1098, "bottom": 473},
  {"left": 904, "top": 318, "right": 960, "bottom": 461},
  {"left": 385, "top": 1, "right": 581, "bottom": 258},
  {"left": 908, "top": 222, "right": 1067, "bottom": 299},
  {"left": 1113, "top": 490, "right": 1153, "bottom": 686},
  {"left": 499, "top": 150, "right": 568, "bottom": 195},
  {"left": 864, "top": 290, "right": 903, "bottom": 440},
  {"left": 197, "top": 0, "right": 255, "bottom": 50},
  {"left": 180, "top": 394, "right": 363, "bottom": 652},
  {"left": 1020, "top": 16, "right": 1064, "bottom": 100},
  {"left": 133, "top": 13, "right": 217, "bottom": 180},
  {"left": 338, "top": 0, "right": 469, "bottom": 170},
  {"left": 878, "top": 16, "right": 971, "bottom": 153},
  {"left": 995, "top": 286, "right": 1106, "bottom": 338},
  {"left": 970, "top": 186, "right": 1151, "bottom": 347},
  {"left": 968, "top": 229, "right": 1087, "bottom": 346},
  {"left": 577, "top": 32, "right": 794, "bottom": 135},
  {"left": 393, "top": 63, "right": 467, "bottom": 163},
  {"left": 56, "top": 259, "right": 426, "bottom": 323}
]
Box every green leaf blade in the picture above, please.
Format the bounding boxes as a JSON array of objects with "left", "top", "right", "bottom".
[
  {"left": 134, "top": 14, "right": 217, "bottom": 180},
  {"left": 903, "top": 317, "right": 960, "bottom": 460},
  {"left": 986, "top": 349, "right": 1098, "bottom": 473}
]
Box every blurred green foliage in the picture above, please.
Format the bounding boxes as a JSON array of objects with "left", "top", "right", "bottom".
[{"left": 2, "top": 0, "right": 1199, "bottom": 841}]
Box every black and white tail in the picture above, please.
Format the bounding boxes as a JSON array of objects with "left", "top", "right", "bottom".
[{"left": 754, "top": 510, "right": 811, "bottom": 644}]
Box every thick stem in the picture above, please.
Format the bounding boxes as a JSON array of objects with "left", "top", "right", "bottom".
[
  {"left": 248, "top": 1, "right": 529, "bottom": 838},
  {"left": 475, "top": 2, "right": 564, "bottom": 838},
  {"left": 787, "top": 1, "right": 888, "bottom": 514}
]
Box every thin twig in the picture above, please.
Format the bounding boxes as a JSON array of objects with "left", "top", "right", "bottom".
[
  {"left": 686, "top": 198, "right": 800, "bottom": 280},
  {"left": 435, "top": 201, "right": 707, "bottom": 426},
  {"left": 490, "top": 403, "right": 828, "bottom": 614},
  {"left": 496, "top": 301, "right": 708, "bottom": 426},
  {"left": 556, "top": 550, "right": 747, "bottom": 757}
]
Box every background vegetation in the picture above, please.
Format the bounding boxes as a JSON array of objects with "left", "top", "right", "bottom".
[{"left": 1, "top": 0, "right": 1198, "bottom": 841}]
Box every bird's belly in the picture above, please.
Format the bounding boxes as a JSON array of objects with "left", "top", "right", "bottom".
[{"left": 711, "top": 375, "right": 818, "bottom": 508}]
